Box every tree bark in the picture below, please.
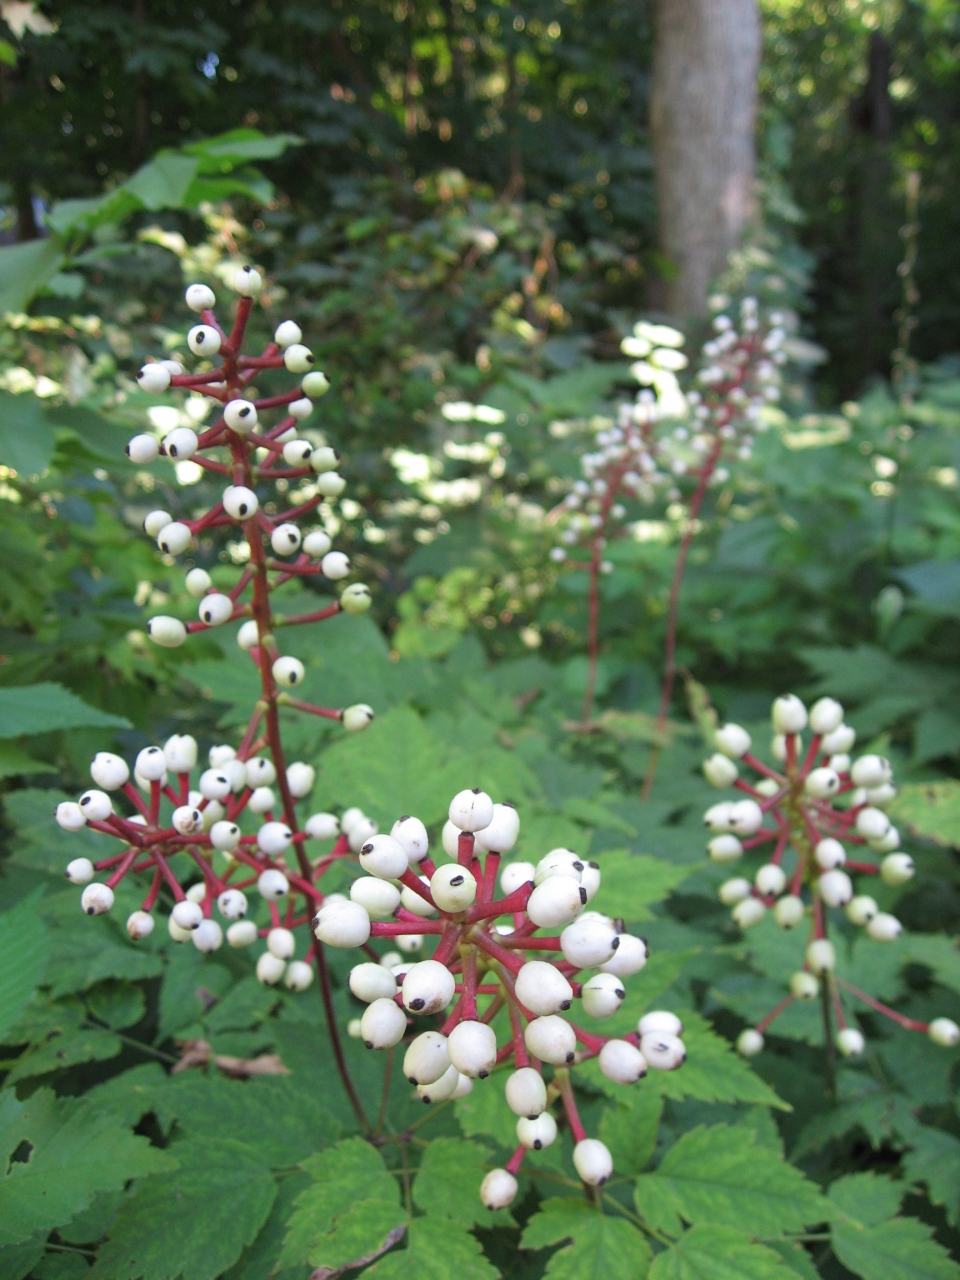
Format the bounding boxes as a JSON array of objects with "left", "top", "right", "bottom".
[{"left": 650, "top": 0, "right": 761, "bottom": 318}]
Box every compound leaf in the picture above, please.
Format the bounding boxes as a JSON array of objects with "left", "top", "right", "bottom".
[
  {"left": 648, "top": 1225, "right": 794, "bottom": 1280},
  {"left": 831, "top": 1216, "right": 960, "bottom": 1280},
  {"left": 634, "top": 1125, "right": 826, "bottom": 1238},
  {"left": 0, "top": 1087, "right": 174, "bottom": 1247},
  {"left": 279, "top": 1138, "right": 398, "bottom": 1269},
  {"left": 413, "top": 1137, "right": 513, "bottom": 1226},
  {"left": 364, "top": 1216, "right": 496, "bottom": 1280},
  {"left": 520, "top": 1198, "right": 651, "bottom": 1280},
  {"left": 0, "top": 893, "right": 47, "bottom": 1042},
  {"left": 90, "top": 1136, "right": 275, "bottom": 1280}
]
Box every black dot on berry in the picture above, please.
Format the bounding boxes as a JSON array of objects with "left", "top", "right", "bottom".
[
  {"left": 399, "top": 814, "right": 410, "bottom": 822},
  {"left": 410, "top": 999, "right": 425, "bottom": 1011},
  {"left": 362, "top": 843, "right": 374, "bottom": 854},
  {"left": 407, "top": 1076, "right": 417, "bottom": 1085},
  {"left": 471, "top": 788, "right": 481, "bottom": 794},
  {"left": 615, "top": 989, "right": 624, "bottom": 1000},
  {"left": 573, "top": 861, "right": 583, "bottom": 871},
  {"left": 589, "top": 860, "right": 599, "bottom": 869},
  {"left": 479, "top": 1070, "right": 488, "bottom": 1078},
  {"left": 86, "top": 907, "right": 96, "bottom": 915},
  {"left": 560, "top": 1000, "right": 571, "bottom": 1010},
  {"left": 364, "top": 1040, "right": 373, "bottom": 1049},
  {"left": 611, "top": 936, "right": 620, "bottom": 950},
  {"left": 451, "top": 876, "right": 464, "bottom": 887},
  {"left": 422, "top": 1096, "right": 431, "bottom": 1104},
  {"left": 579, "top": 888, "right": 587, "bottom": 904},
  {"left": 534, "top": 1140, "right": 542, "bottom": 1149},
  {"left": 565, "top": 1052, "right": 575, "bottom": 1062}
]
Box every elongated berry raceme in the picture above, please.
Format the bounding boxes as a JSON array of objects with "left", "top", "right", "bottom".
[
  {"left": 338, "top": 789, "right": 686, "bottom": 1205},
  {"left": 549, "top": 302, "right": 787, "bottom": 729},
  {"left": 59, "top": 274, "right": 379, "bottom": 1127},
  {"left": 705, "top": 695, "right": 951, "bottom": 1061}
]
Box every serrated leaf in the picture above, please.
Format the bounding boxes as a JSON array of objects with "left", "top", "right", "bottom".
[
  {"left": 900, "top": 934, "right": 960, "bottom": 995},
  {"left": 455, "top": 1074, "right": 518, "bottom": 1148},
  {"left": 0, "top": 893, "right": 47, "bottom": 1042},
  {"left": 889, "top": 781, "right": 960, "bottom": 847},
  {"left": 0, "top": 1087, "right": 174, "bottom": 1246},
  {"left": 0, "top": 683, "right": 130, "bottom": 737},
  {"left": 591, "top": 851, "right": 693, "bottom": 923},
  {"left": 305, "top": 1200, "right": 406, "bottom": 1273},
  {"left": 310, "top": 705, "right": 473, "bottom": 829},
  {"left": 648, "top": 1225, "right": 793, "bottom": 1280},
  {"left": 413, "top": 1137, "right": 513, "bottom": 1226},
  {"left": 0, "top": 1237, "right": 46, "bottom": 1280},
  {"left": 4, "top": 996, "right": 122, "bottom": 1082},
  {"left": 90, "top": 1137, "right": 276, "bottom": 1280},
  {"left": 653, "top": 1013, "right": 789, "bottom": 1110},
  {"left": 365, "top": 1216, "right": 497, "bottom": 1280},
  {"left": 4, "top": 790, "right": 104, "bottom": 876},
  {"left": 900, "top": 1123, "right": 960, "bottom": 1225},
  {"left": 831, "top": 1215, "right": 960, "bottom": 1280},
  {"left": 829, "top": 1172, "right": 903, "bottom": 1226},
  {"left": 220, "top": 1171, "right": 311, "bottom": 1280},
  {"left": 599, "top": 1090, "right": 663, "bottom": 1175},
  {"left": 634, "top": 1125, "right": 826, "bottom": 1238},
  {"left": 577, "top": 953, "right": 699, "bottom": 1039},
  {"left": 520, "top": 1198, "right": 651, "bottom": 1280},
  {"left": 156, "top": 1073, "right": 340, "bottom": 1168},
  {"left": 280, "top": 1138, "right": 398, "bottom": 1269}
]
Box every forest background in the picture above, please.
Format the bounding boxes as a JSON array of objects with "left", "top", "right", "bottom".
[{"left": 1, "top": 2, "right": 960, "bottom": 1280}]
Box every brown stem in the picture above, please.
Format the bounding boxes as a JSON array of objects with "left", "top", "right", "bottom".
[
  {"left": 643, "top": 434, "right": 724, "bottom": 798},
  {"left": 314, "top": 942, "right": 371, "bottom": 1132}
]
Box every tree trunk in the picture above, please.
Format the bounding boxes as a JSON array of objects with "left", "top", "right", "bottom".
[{"left": 650, "top": 0, "right": 761, "bottom": 319}]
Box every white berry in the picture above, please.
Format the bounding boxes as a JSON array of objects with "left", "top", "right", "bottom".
[
  {"left": 573, "top": 1138, "right": 613, "bottom": 1186},
  {"left": 185, "top": 283, "right": 215, "bottom": 311}
]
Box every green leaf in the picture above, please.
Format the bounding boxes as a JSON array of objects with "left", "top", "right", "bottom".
[
  {"left": 591, "top": 851, "right": 693, "bottom": 923},
  {"left": 0, "top": 239, "right": 65, "bottom": 315},
  {"left": 455, "top": 1072, "right": 519, "bottom": 1148},
  {"left": 4, "top": 996, "right": 122, "bottom": 1082},
  {"left": 829, "top": 1172, "right": 903, "bottom": 1226},
  {"left": 0, "top": 392, "right": 56, "bottom": 477},
  {"left": 900, "top": 1124, "right": 960, "bottom": 1226},
  {"left": 831, "top": 1216, "right": 960, "bottom": 1280},
  {"left": 647, "top": 1225, "right": 794, "bottom": 1280},
  {"left": 0, "top": 1238, "right": 46, "bottom": 1280},
  {"left": 0, "top": 893, "right": 47, "bottom": 1042},
  {"left": 4, "top": 790, "right": 104, "bottom": 876},
  {"left": 0, "top": 740, "right": 52, "bottom": 778},
  {"left": 0, "top": 683, "right": 130, "bottom": 737},
  {"left": 0, "top": 1086, "right": 174, "bottom": 1246},
  {"left": 577, "top": 953, "right": 699, "bottom": 1040},
  {"left": 123, "top": 153, "right": 200, "bottom": 210},
  {"left": 220, "top": 1170, "right": 310, "bottom": 1280},
  {"left": 90, "top": 1136, "right": 276, "bottom": 1280},
  {"left": 599, "top": 1090, "right": 663, "bottom": 1176},
  {"left": 520, "top": 1198, "right": 651, "bottom": 1280},
  {"left": 303, "top": 1200, "right": 406, "bottom": 1274},
  {"left": 0, "top": 39, "right": 17, "bottom": 66},
  {"left": 889, "top": 781, "right": 960, "bottom": 847},
  {"left": 365, "top": 1216, "right": 498, "bottom": 1280},
  {"left": 413, "top": 1137, "right": 513, "bottom": 1227},
  {"left": 633, "top": 1124, "right": 826, "bottom": 1238},
  {"left": 184, "top": 128, "right": 303, "bottom": 167},
  {"left": 310, "top": 705, "right": 474, "bottom": 829},
  {"left": 280, "top": 1137, "right": 398, "bottom": 1269}
]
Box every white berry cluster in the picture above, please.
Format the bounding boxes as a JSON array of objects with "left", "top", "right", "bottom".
[
  {"left": 549, "top": 301, "right": 785, "bottom": 569},
  {"left": 315, "top": 788, "right": 687, "bottom": 1206},
  {"left": 133, "top": 270, "right": 373, "bottom": 724},
  {"left": 700, "top": 695, "right": 959, "bottom": 1058},
  {"left": 57, "top": 734, "right": 363, "bottom": 992}
]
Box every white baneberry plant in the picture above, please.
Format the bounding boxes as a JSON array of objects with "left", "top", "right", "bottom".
[
  {"left": 702, "top": 694, "right": 959, "bottom": 1061},
  {"left": 316, "top": 787, "right": 688, "bottom": 1206},
  {"left": 56, "top": 268, "right": 380, "bottom": 1121},
  {"left": 549, "top": 302, "right": 786, "bottom": 733}
]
